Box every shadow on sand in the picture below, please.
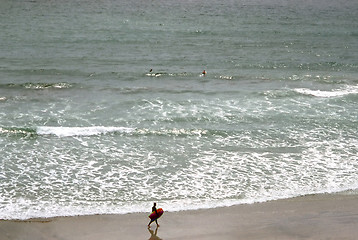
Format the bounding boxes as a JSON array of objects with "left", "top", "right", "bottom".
[{"left": 148, "top": 226, "right": 162, "bottom": 240}]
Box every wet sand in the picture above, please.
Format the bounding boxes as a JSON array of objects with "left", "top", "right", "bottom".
[{"left": 1, "top": 193, "right": 358, "bottom": 240}]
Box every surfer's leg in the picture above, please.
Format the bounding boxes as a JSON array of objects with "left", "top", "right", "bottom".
[
  {"left": 155, "top": 219, "right": 159, "bottom": 227},
  {"left": 148, "top": 219, "right": 154, "bottom": 227}
]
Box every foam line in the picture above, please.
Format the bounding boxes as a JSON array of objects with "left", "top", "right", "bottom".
[
  {"left": 294, "top": 85, "right": 358, "bottom": 98},
  {"left": 36, "top": 126, "right": 134, "bottom": 137}
]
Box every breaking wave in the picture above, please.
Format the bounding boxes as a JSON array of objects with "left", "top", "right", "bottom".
[
  {"left": 0, "top": 126, "right": 209, "bottom": 138},
  {"left": 294, "top": 85, "right": 358, "bottom": 98}
]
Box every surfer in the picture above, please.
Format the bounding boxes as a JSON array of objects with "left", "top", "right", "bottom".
[
  {"left": 201, "top": 70, "right": 206, "bottom": 76},
  {"left": 148, "top": 202, "right": 160, "bottom": 228}
]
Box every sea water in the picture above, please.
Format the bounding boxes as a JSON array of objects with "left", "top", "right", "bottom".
[{"left": 0, "top": 0, "right": 358, "bottom": 220}]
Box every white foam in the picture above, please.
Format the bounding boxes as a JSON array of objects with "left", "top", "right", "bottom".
[
  {"left": 36, "top": 126, "right": 134, "bottom": 137},
  {"left": 36, "top": 126, "right": 209, "bottom": 138},
  {"left": 294, "top": 85, "right": 358, "bottom": 98},
  {"left": 2, "top": 123, "right": 357, "bottom": 220},
  {"left": 3, "top": 185, "right": 358, "bottom": 220}
]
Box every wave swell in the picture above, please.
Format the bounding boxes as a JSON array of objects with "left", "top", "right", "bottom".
[{"left": 0, "top": 82, "right": 73, "bottom": 90}]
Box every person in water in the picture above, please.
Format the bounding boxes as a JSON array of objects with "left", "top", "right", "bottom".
[{"left": 148, "top": 202, "right": 160, "bottom": 228}]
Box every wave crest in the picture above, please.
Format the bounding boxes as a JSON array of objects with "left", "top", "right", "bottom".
[
  {"left": 294, "top": 85, "right": 358, "bottom": 98},
  {"left": 36, "top": 126, "right": 208, "bottom": 137},
  {"left": 0, "top": 82, "right": 73, "bottom": 90},
  {"left": 1, "top": 126, "right": 210, "bottom": 138},
  {"left": 36, "top": 126, "right": 134, "bottom": 137}
]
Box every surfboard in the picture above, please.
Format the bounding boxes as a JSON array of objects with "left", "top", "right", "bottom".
[{"left": 148, "top": 208, "right": 164, "bottom": 220}]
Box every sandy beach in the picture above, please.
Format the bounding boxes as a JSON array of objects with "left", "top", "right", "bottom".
[{"left": 1, "top": 193, "right": 358, "bottom": 240}]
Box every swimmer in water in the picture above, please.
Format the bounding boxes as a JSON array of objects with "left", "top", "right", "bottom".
[{"left": 201, "top": 70, "right": 206, "bottom": 76}]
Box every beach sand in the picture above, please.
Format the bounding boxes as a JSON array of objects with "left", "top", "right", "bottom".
[{"left": 1, "top": 193, "right": 358, "bottom": 240}]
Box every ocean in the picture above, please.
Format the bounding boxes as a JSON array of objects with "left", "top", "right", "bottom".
[{"left": 0, "top": 0, "right": 357, "bottom": 220}]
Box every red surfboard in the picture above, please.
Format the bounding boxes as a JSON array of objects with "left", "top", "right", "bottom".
[{"left": 148, "top": 208, "right": 164, "bottom": 220}]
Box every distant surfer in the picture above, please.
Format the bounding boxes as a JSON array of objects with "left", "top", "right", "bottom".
[
  {"left": 147, "top": 69, "right": 162, "bottom": 77},
  {"left": 148, "top": 202, "right": 160, "bottom": 228},
  {"left": 201, "top": 70, "right": 206, "bottom": 77},
  {"left": 146, "top": 69, "right": 154, "bottom": 77}
]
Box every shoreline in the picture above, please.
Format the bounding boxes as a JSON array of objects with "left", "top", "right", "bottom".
[{"left": 2, "top": 193, "right": 358, "bottom": 239}]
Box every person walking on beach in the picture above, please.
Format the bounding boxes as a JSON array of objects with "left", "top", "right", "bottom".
[{"left": 148, "top": 202, "right": 160, "bottom": 228}]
